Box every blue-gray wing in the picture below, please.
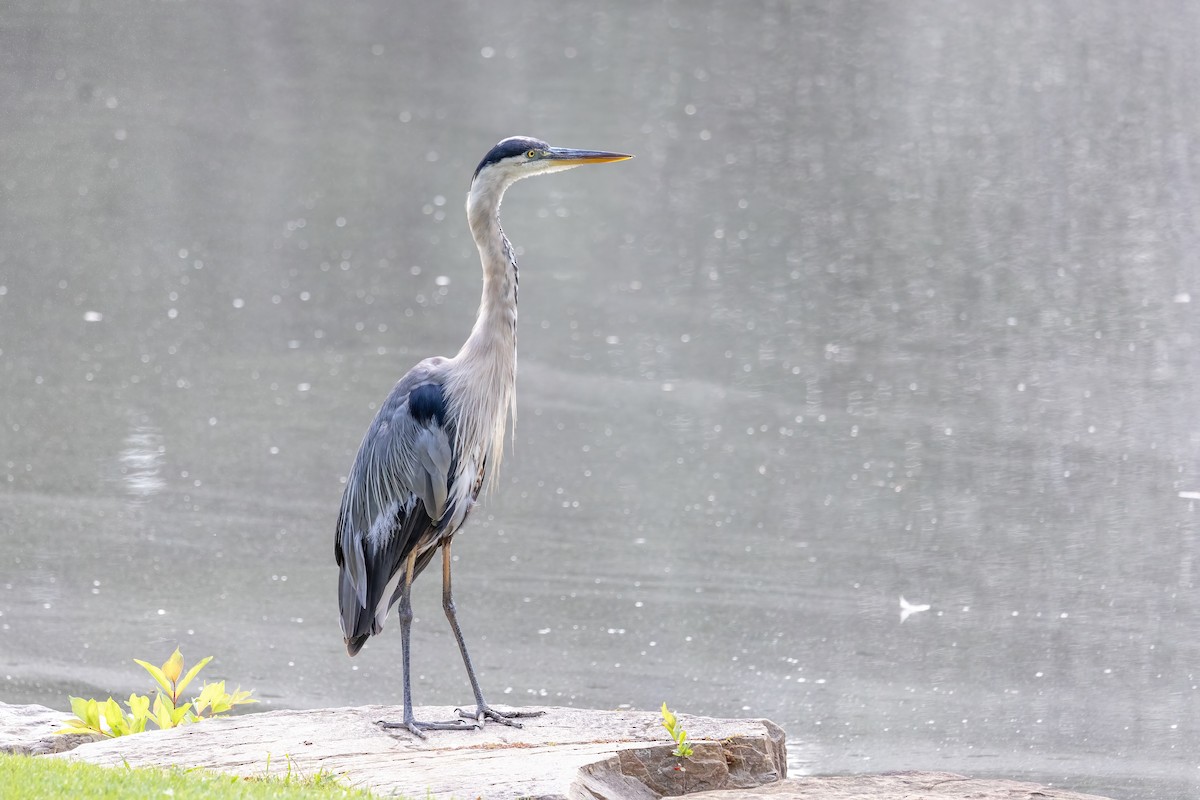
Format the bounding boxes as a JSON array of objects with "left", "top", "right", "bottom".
[{"left": 334, "top": 359, "right": 454, "bottom": 654}]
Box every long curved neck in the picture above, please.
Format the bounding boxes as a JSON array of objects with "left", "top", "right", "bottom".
[
  {"left": 458, "top": 178, "right": 518, "bottom": 367},
  {"left": 444, "top": 174, "right": 520, "bottom": 495}
]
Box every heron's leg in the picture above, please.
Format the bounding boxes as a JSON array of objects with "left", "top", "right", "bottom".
[
  {"left": 440, "top": 541, "right": 545, "bottom": 727},
  {"left": 378, "top": 550, "right": 475, "bottom": 738}
]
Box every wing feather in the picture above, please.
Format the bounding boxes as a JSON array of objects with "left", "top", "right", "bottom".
[{"left": 334, "top": 359, "right": 456, "bottom": 654}]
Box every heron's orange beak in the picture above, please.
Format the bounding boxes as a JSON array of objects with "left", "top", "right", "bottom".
[{"left": 545, "top": 147, "right": 633, "bottom": 166}]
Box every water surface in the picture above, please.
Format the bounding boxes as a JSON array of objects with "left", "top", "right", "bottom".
[{"left": 1, "top": 3, "right": 1198, "bottom": 798}]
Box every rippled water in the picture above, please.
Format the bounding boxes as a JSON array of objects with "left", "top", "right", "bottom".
[{"left": 2, "top": 3, "right": 1198, "bottom": 798}]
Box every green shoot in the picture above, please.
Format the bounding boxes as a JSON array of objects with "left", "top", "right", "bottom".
[
  {"left": 660, "top": 702, "right": 694, "bottom": 759},
  {"left": 56, "top": 648, "right": 257, "bottom": 738}
]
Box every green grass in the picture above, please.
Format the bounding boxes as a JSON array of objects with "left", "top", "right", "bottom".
[{"left": 0, "top": 752, "right": 379, "bottom": 800}]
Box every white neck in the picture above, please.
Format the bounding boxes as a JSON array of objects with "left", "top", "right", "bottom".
[
  {"left": 443, "top": 172, "right": 521, "bottom": 495},
  {"left": 457, "top": 172, "right": 518, "bottom": 367}
]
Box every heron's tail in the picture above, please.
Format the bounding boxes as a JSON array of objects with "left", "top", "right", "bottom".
[
  {"left": 338, "top": 559, "right": 379, "bottom": 656},
  {"left": 336, "top": 516, "right": 440, "bottom": 658}
]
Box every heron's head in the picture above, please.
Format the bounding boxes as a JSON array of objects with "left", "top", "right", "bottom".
[{"left": 469, "top": 136, "right": 631, "bottom": 202}]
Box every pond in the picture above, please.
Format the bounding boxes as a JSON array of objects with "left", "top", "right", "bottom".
[{"left": 1, "top": 3, "right": 1197, "bottom": 798}]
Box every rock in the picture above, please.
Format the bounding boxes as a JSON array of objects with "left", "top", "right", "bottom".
[
  {"left": 53, "top": 705, "right": 786, "bottom": 799},
  {"left": 688, "top": 772, "right": 1117, "bottom": 800},
  {"left": 0, "top": 702, "right": 103, "bottom": 756},
  {"left": 18, "top": 704, "right": 1116, "bottom": 799}
]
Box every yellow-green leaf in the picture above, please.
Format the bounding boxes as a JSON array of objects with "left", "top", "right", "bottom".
[
  {"left": 169, "top": 701, "right": 192, "bottom": 726},
  {"left": 208, "top": 680, "right": 229, "bottom": 714},
  {"left": 126, "top": 693, "right": 150, "bottom": 734},
  {"left": 126, "top": 693, "right": 150, "bottom": 721},
  {"left": 84, "top": 699, "right": 102, "bottom": 732},
  {"left": 69, "top": 697, "right": 90, "bottom": 724},
  {"left": 176, "top": 655, "right": 212, "bottom": 695},
  {"left": 150, "top": 694, "right": 173, "bottom": 730},
  {"left": 103, "top": 698, "right": 128, "bottom": 736},
  {"left": 661, "top": 702, "right": 677, "bottom": 732},
  {"left": 192, "top": 685, "right": 213, "bottom": 716},
  {"left": 134, "top": 659, "right": 174, "bottom": 696},
  {"left": 161, "top": 648, "right": 185, "bottom": 685}
]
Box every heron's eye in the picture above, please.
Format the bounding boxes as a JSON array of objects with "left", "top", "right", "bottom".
[{"left": 526, "top": 150, "right": 537, "bottom": 159}]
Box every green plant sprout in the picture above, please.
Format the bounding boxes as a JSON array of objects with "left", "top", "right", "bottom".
[
  {"left": 56, "top": 648, "right": 257, "bottom": 738},
  {"left": 660, "top": 702, "right": 694, "bottom": 759}
]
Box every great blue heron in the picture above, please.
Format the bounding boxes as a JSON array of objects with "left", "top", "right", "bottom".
[{"left": 335, "top": 136, "right": 631, "bottom": 737}]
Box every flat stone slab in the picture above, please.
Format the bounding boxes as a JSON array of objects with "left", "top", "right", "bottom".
[
  {"left": 52, "top": 704, "right": 787, "bottom": 799},
  {"left": 0, "top": 701, "right": 102, "bottom": 755},
  {"left": 2, "top": 702, "right": 1115, "bottom": 799}
]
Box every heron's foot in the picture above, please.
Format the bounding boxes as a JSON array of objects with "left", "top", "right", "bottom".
[
  {"left": 455, "top": 705, "right": 546, "bottom": 729},
  {"left": 377, "top": 715, "right": 480, "bottom": 739}
]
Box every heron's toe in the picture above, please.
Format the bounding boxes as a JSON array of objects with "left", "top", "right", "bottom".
[
  {"left": 459, "top": 705, "right": 544, "bottom": 728},
  {"left": 377, "top": 716, "right": 478, "bottom": 738},
  {"left": 377, "top": 719, "right": 428, "bottom": 739}
]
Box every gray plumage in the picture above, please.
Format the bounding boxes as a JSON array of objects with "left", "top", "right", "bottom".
[
  {"left": 336, "top": 360, "right": 455, "bottom": 654},
  {"left": 334, "top": 136, "right": 631, "bottom": 736}
]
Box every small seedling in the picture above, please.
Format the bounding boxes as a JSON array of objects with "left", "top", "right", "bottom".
[
  {"left": 660, "top": 702, "right": 694, "bottom": 759},
  {"left": 56, "top": 648, "right": 257, "bottom": 738}
]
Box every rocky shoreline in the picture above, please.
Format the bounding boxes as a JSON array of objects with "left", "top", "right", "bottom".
[{"left": 0, "top": 701, "right": 1114, "bottom": 799}]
